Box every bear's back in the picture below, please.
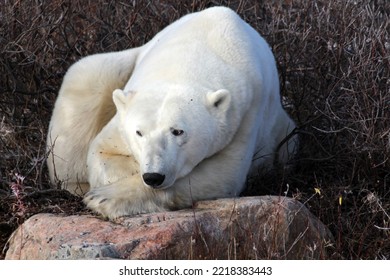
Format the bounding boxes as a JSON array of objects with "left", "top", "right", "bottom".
[{"left": 127, "top": 7, "right": 274, "bottom": 101}]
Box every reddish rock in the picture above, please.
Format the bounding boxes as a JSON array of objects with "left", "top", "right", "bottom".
[{"left": 5, "top": 196, "right": 333, "bottom": 259}]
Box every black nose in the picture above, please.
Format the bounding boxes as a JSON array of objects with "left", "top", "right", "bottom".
[{"left": 142, "top": 173, "right": 165, "bottom": 188}]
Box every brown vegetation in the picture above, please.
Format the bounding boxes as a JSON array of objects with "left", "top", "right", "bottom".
[{"left": 0, "top": 0, "right": 389, "bottom": 259}]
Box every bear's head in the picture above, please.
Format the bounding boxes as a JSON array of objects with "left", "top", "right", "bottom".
[{"left": 113, "top": 87, "right": 237, "bottom": 189}]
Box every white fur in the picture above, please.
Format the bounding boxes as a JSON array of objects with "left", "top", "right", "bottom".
[{"left": 47, "top": 7, "right": 297, "bottom": 218}]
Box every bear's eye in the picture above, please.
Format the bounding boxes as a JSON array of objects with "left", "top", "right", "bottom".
[
  {"left": 136, "top": 130, "right": 143, "bottom": 137},
  {"left": 170, "top": 128, "right": 184, "bottom": 136}
]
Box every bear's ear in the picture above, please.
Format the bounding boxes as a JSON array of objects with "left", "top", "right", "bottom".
[
  {"left": 206, "top": 89, "right": 231, "bottom": 111},
  {"left": 113, "top": 89, "right": 134, "bottom": 111}
]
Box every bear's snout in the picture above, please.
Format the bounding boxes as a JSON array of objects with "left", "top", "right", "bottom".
[{"left": 143, "top": 173, "right": 166, "bottom": 188}]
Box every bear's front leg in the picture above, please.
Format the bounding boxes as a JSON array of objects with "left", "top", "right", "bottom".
[
  {"left": 84, "top": 178, "right": 172, "bottom": 219},
  {"left": 84, "top": 150, "right": 172, "bottom": 219},
  {"left": 84, "top": 118, "right": 172, "bottom": 218}
]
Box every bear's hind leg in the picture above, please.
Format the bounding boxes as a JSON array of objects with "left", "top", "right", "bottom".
[{"left": 47, "top": 48, "right": 141, "bottom": 195}]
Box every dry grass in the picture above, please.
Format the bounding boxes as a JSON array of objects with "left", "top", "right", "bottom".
[{"left": 0, "top": 0, "right": 389, "bottom": 259}]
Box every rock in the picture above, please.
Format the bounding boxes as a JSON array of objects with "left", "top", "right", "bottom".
[{"left": 5, "top": 196, "right": 333, "bottom": 259}]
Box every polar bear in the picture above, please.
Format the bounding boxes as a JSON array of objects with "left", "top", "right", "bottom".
[{"left": 47, "top": 7, "right": 297, "bottom": 219}]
